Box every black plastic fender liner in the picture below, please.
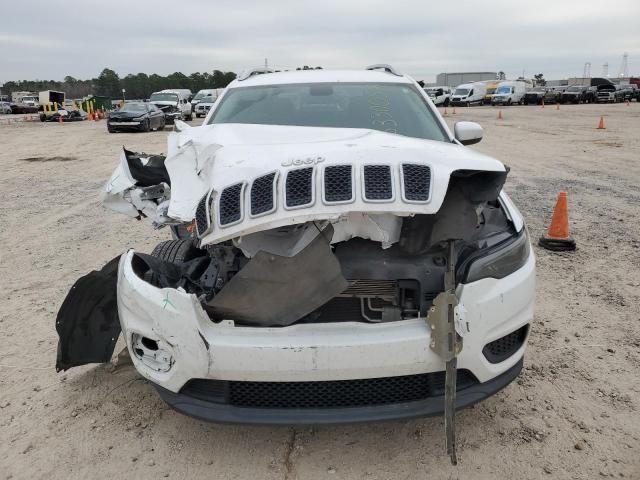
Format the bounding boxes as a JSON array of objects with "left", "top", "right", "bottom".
[{"left": 55, "top": 256, "right": 122, "bottom": 372}]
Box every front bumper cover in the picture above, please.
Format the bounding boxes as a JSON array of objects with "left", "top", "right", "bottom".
[{"left": 154, "top": 358, "right": 523, "bottom": 424}]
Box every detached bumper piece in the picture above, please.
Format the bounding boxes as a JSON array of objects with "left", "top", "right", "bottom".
[{"left": 155, "top": 359, "right": 522, "bottom": 424}]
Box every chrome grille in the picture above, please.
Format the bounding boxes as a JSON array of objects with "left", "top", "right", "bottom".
[
  {"left": 324, "top": 165, "right": 353, "bottom": 202},
  {"left": 285, "top": 168, "right": 313, "bottom": 207},
  {"left": 363, "top": 165, "right": 392, "bottom": 200},
  {"left": 402, "top": 164, "right": 431, "bottom": 201},
  {"left": 219, "top": 183, "right": 243, "bottom": 226},
  {"left": 251, "top": 172, "right": 276, "bottom": 216}
]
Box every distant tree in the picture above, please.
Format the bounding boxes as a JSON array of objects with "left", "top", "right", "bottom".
[
  {"left": 534, "top": 73, "right": 546, "bottom": 86},
  {"left": 95, "top": 68, "right": 121, "bottom": 97},
  {"left": 497, "top": 71, "right": 506, "bottom": 80}
]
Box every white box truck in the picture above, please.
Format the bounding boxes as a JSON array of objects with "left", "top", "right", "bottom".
[{"left": 491, "top": 81, "right": 529, "bottom": 106}]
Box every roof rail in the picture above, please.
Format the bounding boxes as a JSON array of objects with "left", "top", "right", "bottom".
[
  {"left": 365, "top": 64, "right": 402, "bottom": 76},
  {"left": 237, "top": 67, "right": 275, "bottom": 82}
]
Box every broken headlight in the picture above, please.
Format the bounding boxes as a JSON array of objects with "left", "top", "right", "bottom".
[{"left": 461, "top": 228, "right": 531, "bottom": 283}]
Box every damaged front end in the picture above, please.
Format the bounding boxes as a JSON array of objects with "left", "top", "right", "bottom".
[{"left": 57, "top": 123, "right": 534, "bottom": 436}]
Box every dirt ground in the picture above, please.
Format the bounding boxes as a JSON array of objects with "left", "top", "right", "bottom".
[{"left": 1, "top": 104, "right": 638, "bottom": 480}]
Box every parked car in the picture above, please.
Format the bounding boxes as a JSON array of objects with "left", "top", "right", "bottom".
[
  {"left": 450, "top": 82, "right": 487, "bottom": 106},
  {"left": 542, "top": 86, "right": 563, "bottom": 104},
  {"left": 596, "top": 84, "right": 624, "bottom": 103},
  {"left": 618, "top": 84, "right": 636, "bottom": 102},
  {"left": 194, "top": 95, "right": 216, "bottom": 117},
  {"left": 491, "top": 81, "right": 528, "bottom": 106},
  {"left": 0, "top": 102, "right": 12, "bottom": 114},
  {"left": 150, "top": 90, "right": 193, "bottom": 123},
  {"left": 59, "top": 67, "right": 535, "bottom": 433},
  {"left": 560, "top": 85, "right": 595, "bottom": 104},
  {"left": 107, "top": 102, "right": 166, "bottom": 133},
  {"left": 10, "top": 102, "right": 39, "bottom": 114},
  {"left": 523, "top": 86, "right": 547, "bottom": 105},
  {"left": 424, "top": 86, "right": 451, "bottom": 106}
]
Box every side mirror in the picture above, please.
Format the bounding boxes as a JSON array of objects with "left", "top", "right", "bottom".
[{"left": 454, "top": 121, "right": 483, "bottom": 145}]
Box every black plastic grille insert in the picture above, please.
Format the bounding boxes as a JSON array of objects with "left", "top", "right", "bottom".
[
  {"left": 285, "top": 168, "right": 313, "bottom": 207},
  {"left": 219, "top": 183, "right": 243, "bottom": 225},
  {"left": 363, "top": 165, "right": 392, "bottom": 200},
  {"left": 251, "top": 172, "right": 276, "bottom": 216},
  {"left": 195, "top": 193, "right": 210, "bottom": 236},
  {"left": 402, "top": 164, "right": 431, "bottom": 201},
  {"left": 324, "top": 165, "right": 353, "bottom": 202},
  {"left": 483, "top": 325, "right": 529, "bottom": 363},
  {"left": 181, "top": 370, "right": 478, "bottom": 409}
]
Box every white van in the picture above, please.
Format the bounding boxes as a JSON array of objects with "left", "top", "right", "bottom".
[
  {"left": 150, "top": 90, "right": 193, "bottom": 122},
  {"left": 424, "top": 86, "right": 452, "bottom": 106},
  {"left": 450, "top": 82, "right": 487, "bottom": 106},
  {"left": 491, "top": 81, "right": 528, "bottom": 106}
]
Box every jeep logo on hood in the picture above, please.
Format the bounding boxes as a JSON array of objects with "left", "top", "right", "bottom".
[{"left": 281, "top": 156, "right": 325, "bottom": 167}]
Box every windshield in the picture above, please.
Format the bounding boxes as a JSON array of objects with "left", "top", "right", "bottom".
[
  {"left": 486, "top": 88, "right": 496, "bottom": 94},
  {"left": 120, "top": 103, "right": 148, "bottom": 112},
  {"left": 532, "top": 87, "right": 545, "bottom": 92},
  {"left": 454, "top": 88, "right": 469, "bottom": 96},
  {"left": 567, "top": 86, "right": 582, "bottom": 92},
  {"left": 209, "top": 83, "right": 447, "bottom": 141},
  {"left": 194, "top": 91, "right": 211, "bottom": 101},
  {"left": 150, "top": 93, "right": 179, "bottom": 103},
  {"left": 496, "top": 86, "right": 512, "bottom": 94},
  {"left": 199, "top": 96, "right": 215, "bottom": 103}
]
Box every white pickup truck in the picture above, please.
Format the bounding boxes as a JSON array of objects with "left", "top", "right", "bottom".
[
  {"left": 149, "top": 89, "right": 193, "bottom": 123},
  {"left": 425, "top": 86, "right": 452, "bottom": 106}
]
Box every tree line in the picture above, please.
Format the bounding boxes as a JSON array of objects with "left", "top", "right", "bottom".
[{"left": 1, "top": 68, "right": 237, "bottom": 100}]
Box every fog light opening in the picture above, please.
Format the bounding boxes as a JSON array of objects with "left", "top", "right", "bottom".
[{"left": 141, "top": 337, "right": 159, "bottom": 351}]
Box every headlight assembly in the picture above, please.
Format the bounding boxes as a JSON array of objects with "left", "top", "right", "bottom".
[{"left": 460, "top": 228, "right": 531, "bottom": 283}]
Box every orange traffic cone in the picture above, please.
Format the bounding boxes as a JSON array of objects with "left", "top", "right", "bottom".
[
  {"left": 597, "top": 116, "right": 605, "bottom": 129},
  {"left": 539, "top": 192, "right": 576, "bottom": 251},
  {"left": 94, "top": 111, "right": 100, "bottom": 121},
  {"left": 497, "top": 110, "right": 503, "bottom": 120}
]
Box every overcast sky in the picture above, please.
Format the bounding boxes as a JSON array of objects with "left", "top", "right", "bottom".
[{"left": 1, "top": 0, "right": 639, "bottom": 84}]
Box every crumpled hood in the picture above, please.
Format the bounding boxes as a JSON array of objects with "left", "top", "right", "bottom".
[{"left": 163, "top": 123, "right": 506, "bottom": 244}]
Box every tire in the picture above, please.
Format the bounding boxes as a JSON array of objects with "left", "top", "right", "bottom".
[
  {"left": 150, "top": 239, "right": 202, "bottom": 263},
  {"left": 108, "top": 127, "right": 116, "bottom": 133},
  {"left": 146, "top": 239, "right": 206, "bottom": 285},
  {"left": 142, "top": 119, "right": 150, "bottom": 132},
  {"left": 507, "top": 99, "right": 512, "bottom": 106}
]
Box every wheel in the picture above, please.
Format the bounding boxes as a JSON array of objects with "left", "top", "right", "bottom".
[
  {"left": 108, "top": 127, "right": 116, "bottom": 133},
  {"left": 507, "top": 99, "right": 512, "bottom": 106},
  {"left": 141, "top": 119, "right": 150, "bottom": 132}
]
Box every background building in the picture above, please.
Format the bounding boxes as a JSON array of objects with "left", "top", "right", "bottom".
[{"left": 435, "top": 72, "right": 497, "bottom": 87}]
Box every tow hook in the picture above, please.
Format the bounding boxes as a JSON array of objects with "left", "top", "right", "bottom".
[{"left": 426, "top": 240, "right": 462, "bottom": 465}]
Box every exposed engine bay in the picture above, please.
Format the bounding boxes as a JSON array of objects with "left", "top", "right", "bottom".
[{"left": 102, "top": 139, "right": 516, "bottom": 329}]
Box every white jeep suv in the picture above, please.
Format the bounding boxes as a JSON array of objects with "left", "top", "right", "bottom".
[{"left": 57, "top": 66, "right": 535, "bottom": 432}]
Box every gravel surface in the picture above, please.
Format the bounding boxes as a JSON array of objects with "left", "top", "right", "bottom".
[{"left": 0, "top": 104, "right": 638, "bottom": 479}]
